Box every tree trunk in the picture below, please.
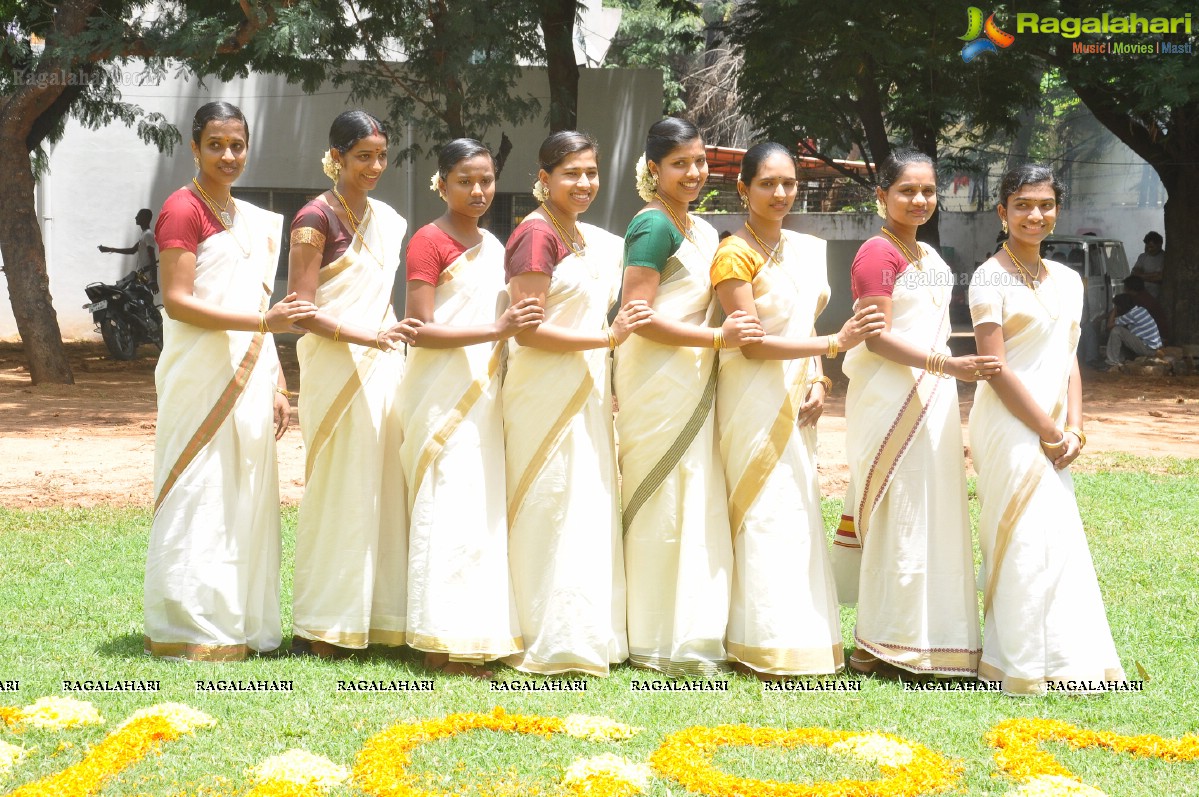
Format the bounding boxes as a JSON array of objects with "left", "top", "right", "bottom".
[
  {"left": 0, "top": 134, "right": 74, "bottom": 384},
  {"left": 1162, "top": 167, "right": 1197, "bottom": 345},
  {"left": 538, "top": 0, "right": 579, "bottom": 131}
]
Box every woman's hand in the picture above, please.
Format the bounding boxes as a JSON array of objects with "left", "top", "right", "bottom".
[
  {"left": 836, "top": 304, "right": 886, "bottom": 351},
  {"left": 798, "top": 380, "right": 826, "bottom": 427},
  {"left": 611, "top": 299, "right": 655, "bottom": 344},
  {"left": 378, "top": 318, "right": 424, "bottom": 350},
  {"left": 272, "top": 390, "right": 290, "bottom": 440},
  {"left": 721, "top": 309, "right": 765, "bottom": 348},
  {"left": 265, "top": 292, "right": 318, "bottom": 333},
  {"left": 1039, "top": 429, "right": 1080, "bottom": 469},
  {"left": 946, "top": 354, "right": 1003, "bottom": 382},
  {"left": 495, "top": 297, "right": 544, "bottom": 340}
]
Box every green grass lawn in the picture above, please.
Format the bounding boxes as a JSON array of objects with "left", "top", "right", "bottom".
[{"left": 1, "top": 459, "right": 1197, "bottom": 796}]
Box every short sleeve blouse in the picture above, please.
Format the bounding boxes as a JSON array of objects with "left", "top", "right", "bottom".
[
  {"left": 155, "top": 189, "right": 224, "bottom": 254},
  {"left": 624, "top": 211, "right": 683, "bottom": 272},
  {"left": 290, "top": 200, "right": 352, "bottom": 265},
  {"left": 710, "top": 234, "right": 764, "bottom": 286},
  {"left": 851, "top": 237, "right": 911, "bottom": 299},
  {"left": 505, "top": 219, "right": 568, "bottom": 282},
  {"left": 406, "top": 224, "right": 469, "bottom": 285}
]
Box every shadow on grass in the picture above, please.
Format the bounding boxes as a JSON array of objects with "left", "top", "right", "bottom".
[{"left": 96, "top": 632, "right": 145, "bottom": 660}]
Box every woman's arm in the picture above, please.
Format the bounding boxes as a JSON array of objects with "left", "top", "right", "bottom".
[
  {"left": 713, "top": 279, "right": 884, "bottom": 360},
  {"left": 974, "top": 321, "right": 1068, "bottom": 463},
  {"left": 162, "top": 247, "right": 316, "bottom": 333},
  {"left": 508, "top": 272, "right": 652, "bottom": 351},
  {"left": 623, "top": 265, "right": 762, "bottom": 348},
  {"left": 405, "top": 280, "right": 542, "bottom": 348},
  {"left": 862, "top": 294, "right": 1001, "bottom": 382}
]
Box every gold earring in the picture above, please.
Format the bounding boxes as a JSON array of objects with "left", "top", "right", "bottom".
[
  {"left": 875, "top": 198, "right": 886, "bottom": 219},
  {"left": 1001, "top": 219, "right": 1009, "bottom": 235},
  {"left": 739, "top": 193, "right": 748, "bottom": 208},
  {"left": 193, "top": 156, "right": 200, "bottom": 170}
]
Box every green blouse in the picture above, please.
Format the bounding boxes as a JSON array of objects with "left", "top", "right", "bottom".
[{"left": 623, "top": 210, "right": 683, "bottom": 273}]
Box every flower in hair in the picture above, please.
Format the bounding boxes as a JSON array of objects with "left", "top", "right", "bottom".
[
  {"left": 321, "top": 150, "right": 340, "bottom": 181},
  {"left": 635, "top": 152, "right": 658, "bottom": 202}
]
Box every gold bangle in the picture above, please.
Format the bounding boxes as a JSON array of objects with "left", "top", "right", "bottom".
[
  {"left": 713, "top": 329, "right": 724, "bottom": 351},
  {"left": 275, "top": 387, "right": 294, "bottom": 398},
  {"left": 376, "top": 330, "right": 386, "bottom": 350},
  {"left": 1064, "top": 425, "right": 1086, "bottom": 449},
  {"left": 258, "top": 312, "right": 267, "bottom": 334},
  {"left": 333, "top": 321, "right": 343, "bottom": 343},
  {"left": 606, "top": 329, "right": 617, "bottom": 350},
  {"left": 826, "top": 335, "right": 839, "bottom": 359},
  {"left": 812, "top": 375, "right": 833, "bottom": 394}
]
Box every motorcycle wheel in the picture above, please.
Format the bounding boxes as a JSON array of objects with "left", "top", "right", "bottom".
[{"left": 101, "top": 314, "right": 138, "bottom": 360}]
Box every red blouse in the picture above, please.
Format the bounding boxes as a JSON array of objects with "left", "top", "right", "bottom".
[
  {"left": 406, "top": 224, "right": 469, "bottom": 285},
  {"left": 504, "top": 219, "right": 568, "bottom": 283},
  {"left": 155, "top": 188, "right": 225, "bottom": 253},
  {"left": 851, "top": 236, "right": 912, "bottom": 300}
]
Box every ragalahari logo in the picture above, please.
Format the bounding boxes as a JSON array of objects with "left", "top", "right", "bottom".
[{"left": 959, "top": 7, "right": 1015, "bottom": 62}]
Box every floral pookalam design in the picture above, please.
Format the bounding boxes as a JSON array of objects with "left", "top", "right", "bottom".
[
  {"left": 4, "top": 698, "right": 1199, "bottom": 796},
  {"left": 986, "top": 718, "right": 1199, "bottom": 797}
]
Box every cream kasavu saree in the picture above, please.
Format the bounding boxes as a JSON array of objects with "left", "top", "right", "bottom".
[
  {"left": 970, "top": 258, "right": 1124, "bottom": 695},
  {"left": 615, "top": 214, "right": 731, "bottom": 677},
  {"left": 502, "top": 222, "right": 628, "bottom": 676},
  {"left": 145, "top": 198, "right": 283, "bottom": 661},
  {"left": 840, "top": 243, "right": 981, "bottom": 675},
  {"left": 292, "top": 199, "right": 408, "bottom": 648},
  {"left": 399, "top": 229, "right": 521, "bottom": 661},
  {"left": 715, "top": 232, "right": 843, "bottom": 676}
]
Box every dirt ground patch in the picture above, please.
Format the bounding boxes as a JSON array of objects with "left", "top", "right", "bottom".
[{"left": 2, "top": 342, "right": 1197, "bottom": 509}]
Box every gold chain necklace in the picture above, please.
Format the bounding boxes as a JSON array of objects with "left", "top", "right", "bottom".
[
  {"left": 654, "top": 194, "right": 695, "bottom": 246},
  {"left": 744, "top": 222, "right": 783, "bottom": 266},
  {"left": 331, "top": 189, "right": 383, "bottom": 266},
  {"left": 880, "top": 226, "right": 941, "bottom": 307},
  {"left": 1002, "top": 243, "right": 1059, "bottom": 320},
  {"left": 540, "top": 202, "right": 586, "bottom": 256},
  {"left": 191, "top": 178, "right": 249, "bottom": 257},
  {"left": 192, "top": 178, "right": 233, "bottom": 227}
]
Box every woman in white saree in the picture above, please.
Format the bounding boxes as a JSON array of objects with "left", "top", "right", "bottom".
[
  {"left": 838, "top": 150, "right": 999, "bottom": 680},
  {"left": 618, "top": 118, "right": 763, "bottom": 677},
  {"left": 502, "top": 131, "right": 653, "bottom": 676},
  {"left": 710, "top": 142, "right": 884, "bottom": 679},
  {"left": 145, "top": 102, "right": 317, "bottom": 660},
  {"left": 970, "top": 164, "right": 1124, "bottom": 695},
  {"left": 400, "top": 139, "right": 543, "bottom": 675},
  {"left": 287, "top": 111, "right": 420, "bottom": 657}
]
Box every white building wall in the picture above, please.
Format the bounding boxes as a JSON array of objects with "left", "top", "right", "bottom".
[{"left": 1, "top": 65, "right": 662, "bottom": 340}]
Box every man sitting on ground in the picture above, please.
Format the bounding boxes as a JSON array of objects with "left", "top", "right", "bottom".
[
  {"left": 1106, "top": 293, "right": 1162, "bottom": 369},
  {"left": 1121, "top": 275, "right": 1170, "bottom": 344}
]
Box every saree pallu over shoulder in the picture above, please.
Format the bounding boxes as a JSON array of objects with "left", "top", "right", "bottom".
[
  {"left": 145, "top": 200, "right": 284, "bottom": 661},
  {"left": 840, "top": 244, "right": 981, "bottom": 676},
  {"left": 969, "top": 260, "right": 1124, "bottom": 695},
  {"left": 616, "top": 216, "right": 731, "bottom": 677},
  {"left": 399, "top": 230, "right": 521, "bottom": 660},
  {"left": 715, "top": 232, "right": 844, "bottom": 676},
  {"left": 502, "top": 223, "right": 628, "bottom": 676},
  {"left": 291, "top": 199, "right": 409, "bottom": 649}
]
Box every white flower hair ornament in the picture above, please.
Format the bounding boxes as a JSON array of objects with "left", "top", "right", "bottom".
[
  {"left": 430, "top": 170, "right": 445, "bottom": 198},
  {"left": 635, "top": 152, "right": 658, "bottom": 202},
  {"left": 321, "top": 150, "right": 340, "bottom": 182}
]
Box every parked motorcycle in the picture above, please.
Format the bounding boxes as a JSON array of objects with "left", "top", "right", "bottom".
[{"left": 82, "top": 266, "right": 163, "bottom": 360}]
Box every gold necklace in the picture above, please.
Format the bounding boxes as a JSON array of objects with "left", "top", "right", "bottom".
[
  {"left": 654, "top": 194, "right": 695, "bottom": 246},
  {"left": 192, "top": 178, "right": 249, "bottom": 257},
  {"left": 744, "top": 222, "right": 783, "bottom": 266},
  {"left": 540, "top": 202, "right": 586, "bottom": 256},
  {"left": 880, "top": 226, "right": 942, "bottom": 307},
  {"left": 879, "top": 226, "right": 923, "bottom": 271},
  {"left": 331, "top": 189, "right": 383, "bottom": 265},
  {"left": 192, "top": 177, "right": 233, "bottom": 227},
  {"left": 1002, "top": 243, "right": 1058, "bottom": 320}
]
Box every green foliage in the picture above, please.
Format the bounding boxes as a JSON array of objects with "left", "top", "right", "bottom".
[
  {"left": 331, "top": 1, "right": 544, "bottom": 162},
  {"left": 729, "top": 1, "right": 1042, "bottom": 183},
  {"left": 605, "top": 0, "right": 705, "bottom": 115}
]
